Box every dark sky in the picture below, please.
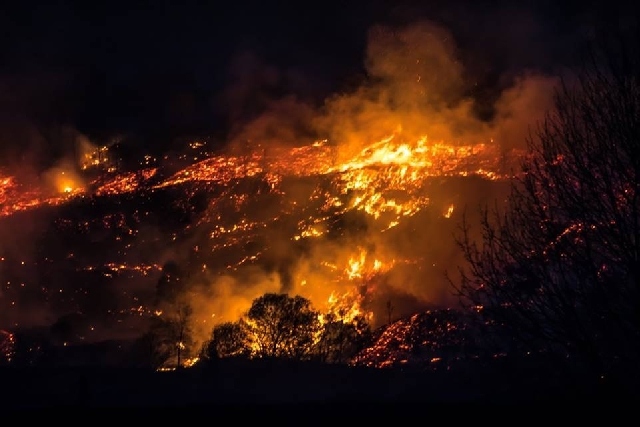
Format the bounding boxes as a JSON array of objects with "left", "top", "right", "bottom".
[{"left": 0, "top": 0, "right": 632, "bottom": 165}]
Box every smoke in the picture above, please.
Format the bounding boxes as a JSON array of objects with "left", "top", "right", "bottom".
[
  {"left": 187, "top": 267, "right": 283, "bottom": 352},
  {"left": 0, "top": 123, "right": 100, "bottom": 331},
  {"left": 0, "top": 121, "right": 47, "bottom": 177},
  {"left": 220, "top": 52, "right": 320, "bottom": 153},
  {"left": 227, "top": 95, "right": 318, "bottom": 153},
  {"left": 0, "top": 123, "right": 95, "bottom": 191},
  {"left": 41, "top": 160, "right": 83, "bottom": 194},
  {"left": 492, "top": 73, "right": 559, "bottom": 150},
  {"left": 315, "top": 21, "right": 473, "bottom": 153},
  {"left": 180, "top": 20, "right": 561, "bottom": 333},
  {"left": 316, "top": 20, "right": 559, "bottom": 159},
  {"left": 0, "top": 67, "right": 78, "bottom": 167},
  {"left": 217, "top": 20, "right": 560, "bottom": 158}
]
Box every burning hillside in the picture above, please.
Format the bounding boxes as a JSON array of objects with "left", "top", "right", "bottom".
[
  {"left": 0, "top": 20, "right": 556, "bottom": 363},
  {"left": 0, "top": 133, "right": 517, "bottom": 352}
]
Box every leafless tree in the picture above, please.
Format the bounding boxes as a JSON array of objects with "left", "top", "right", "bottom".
[{"left": 455, "top": 24, "right": 640, "bottom": 388}]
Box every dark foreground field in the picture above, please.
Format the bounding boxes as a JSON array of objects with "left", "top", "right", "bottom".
[{"left": 1, "top": 357, "right": 635, "bottom": 414}]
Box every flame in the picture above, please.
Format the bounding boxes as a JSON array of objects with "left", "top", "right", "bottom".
[
  {"left": 183, "top": 357, "right": 200, "bottom": 367},
  {"left": 318, "top": 247, "right": 395, "bottom": 325},
  {"left": 94, "top": 168, "right": 158, "bottom": 196},
  {"left": 444, "top": 203, "right": 454, "bottom": 218},
  {"left": 54, "top": 171, "right": 82, "bottom": 194},
  {"left": 0, "top": 134, "right": 515, "bottom": 219},
  {"left": 325, "top": 290, "right": 370, "bottom": 324},
  {"left": 346, "top": 249, "right": 367, "bottom": 280},
  {"left": 80, "top": 145, "right": 111, "bottom": 171}
]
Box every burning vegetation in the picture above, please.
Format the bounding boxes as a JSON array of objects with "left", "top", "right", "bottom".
[
  {"left": 5, "top": 16, "right": 636, "bottom": 388},
  {"left": 0, "top": 126, "right": 517, "bottom": 369},
  {"left": 0, "top": 20, "right": 543, "bottom": 370}
]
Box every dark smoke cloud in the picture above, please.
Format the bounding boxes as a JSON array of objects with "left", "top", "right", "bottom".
[{"left": 216, "top": 52, "right": 321, "bottom": 152}]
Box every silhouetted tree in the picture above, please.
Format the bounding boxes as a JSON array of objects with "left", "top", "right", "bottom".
[
  {"left": 150, "top": 300, "right": 193, "bottom": 368},
  {"left": 200, "top": 293, "right": 372, "bottom": 364},
  {"left": 245, "top": 293, "right": 320, "bottom": 360},
  {"left": 122, "top": 331, "right": 168, "bottom": 369},
  {"left": 315, "top": 313, "right": 372, "bottom": 363},
  {"left": 150, "top": 261, "right": 194, "bottom": 368},
  {"left": 204, "top": 321, "right": 250, "bottom": 359},
  {"left": 455, "top": 25, "right": 640, "bottom": 387}
]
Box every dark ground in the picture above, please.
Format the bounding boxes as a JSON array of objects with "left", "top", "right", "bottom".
[{"left": 1, "top": 357, "right": 636, "bottom": 417}]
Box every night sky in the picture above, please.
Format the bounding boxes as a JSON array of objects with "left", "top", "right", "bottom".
[{"left": 0, "top": 0, "right": 631, "bottom": 167}]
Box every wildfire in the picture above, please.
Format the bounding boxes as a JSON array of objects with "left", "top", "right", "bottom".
[
  {"left": 81, "top": 145, "right": 111, "bottom": 171},
  {"left": 94, "top": 169, "right": 158, "bottom": 196},
  {"left": 53, "top": 171, "right": 84, "bottom": 195},
  {"left": 0, "top": 172, "right": 85, "bottom": 217},
  {"left": 346, "top": 250, "right": 367, "bottom": 280},
  {"left": 312, "top": 247, "right": 395, "bottom": 325},
  {"left": 1, "top": 132, "right": 518, "bottom": 367},
  {"left": 0, "top": 133, "right": 514, "bottom": 219},
  {"left": 343, "top": 247, "right": 393, "bottom": 281},
  {"left": 325, "top": 290, "right": 369, "bottom": 324}
]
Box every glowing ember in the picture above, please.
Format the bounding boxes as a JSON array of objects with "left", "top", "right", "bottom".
[
  {"left": 0, "top": 330, "right": 15, "bottom": 364},
  {"left": 0, "top": 172, "right": 86, "bottom": 217},
  {"left": 351, "top": 309, "right": 477, "bottom": 370},
  {"left": 0, "top": 134, "right": 513, "bottom": 219}
]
